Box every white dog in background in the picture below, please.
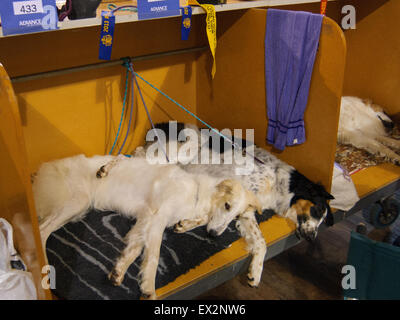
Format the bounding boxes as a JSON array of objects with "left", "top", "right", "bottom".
[
  {"left": 338, "top": 96, "right": 400, "bottom": 164},
  {"left": 33, "top": 154, "right": 265, "bottom": 299}
]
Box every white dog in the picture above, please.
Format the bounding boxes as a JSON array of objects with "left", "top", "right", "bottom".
[
  {"left": 33, "top": 154, "right": 264, "bottom": 299},
  {"left": 338, "top": 96, "right": 400, "bottom": 164}
]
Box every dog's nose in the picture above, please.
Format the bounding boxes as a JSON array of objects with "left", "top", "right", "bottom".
[
  {"left": 208, "top": 229, "right": 218, "bottom": 238},
  {"left": 305, "top": 231, "right": 317, "bottom": 242}
]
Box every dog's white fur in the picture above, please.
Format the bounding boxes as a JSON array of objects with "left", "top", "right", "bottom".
[
  {"left": 127, "top": 127, "right": 333, "bottom": 241},
  {"left": 33, "top": 154, "right": 265, "bottom": 299},
  {"left": 338, "top": 96, "right": 400, "bottom": 164}
]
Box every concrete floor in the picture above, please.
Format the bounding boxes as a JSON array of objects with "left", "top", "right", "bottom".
[{"left": 197, "top": 212, "right": 393, "bottom": 300}]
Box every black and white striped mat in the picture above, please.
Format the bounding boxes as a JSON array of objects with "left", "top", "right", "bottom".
[{"left": 46, "top": 209, "right": 273, "bottom": 300}]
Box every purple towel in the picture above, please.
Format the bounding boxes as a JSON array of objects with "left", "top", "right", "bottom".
[{"left": 265, "top": 9, "right": 323, "bottom": 151}]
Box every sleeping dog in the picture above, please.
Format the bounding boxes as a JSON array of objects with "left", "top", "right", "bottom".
[
  {"left": 338, "top": 96, "right": 400, "bottom": 165},
  {"left": 33, "top": 154, "right": 264, "bottom": 299},
  {"left": 102, "top": 122, "right": 335, "bottom": 241}
]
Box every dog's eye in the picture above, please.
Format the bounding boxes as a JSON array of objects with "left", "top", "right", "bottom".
[{"left": 225, "top": 202, "right": 231, "bottom": 211}]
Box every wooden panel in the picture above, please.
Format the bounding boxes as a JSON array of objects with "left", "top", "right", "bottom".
[
  {"left": 13, "top": 52, "right": 200, "bottom": 172},
  {"left": 196, "top": 8, "right": 346, "bottom": 191},
  {"left": 273, "top": 0, "right": 343, "bottom": 23},
  {"left": 0, "top": 15, "right": 206, "bottom": 78},
  {"left": 0, "top": 64, "right": 51, "bottom": 300},
  {"left": 158, "top": 9, "right": 346, "bottom": 297},
  {"left": 341, "top": 0, "right": 400, "bottom": 115}
]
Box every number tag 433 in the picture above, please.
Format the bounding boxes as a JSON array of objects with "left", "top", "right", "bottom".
[
  {"left": 13, "top": 0, "right": 44, "bottom": 15},
  {"left": 0, "top": 0, "right": 58, "bottom": 36}
]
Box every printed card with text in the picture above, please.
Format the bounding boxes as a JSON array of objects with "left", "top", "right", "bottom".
[
  {"left": 137, "top": 0, "right": 180, "bottom": 20},
  {"left": 0, "top": 0, "right": 58, "bottom": 36}
]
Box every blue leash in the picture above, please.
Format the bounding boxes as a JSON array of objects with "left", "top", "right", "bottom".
[
  {"left": 131, "top": 65, "right": 170, "bottom": 162},
  {"left": 108, "top": 4, "right": 137, "bottom": 13},
  {"left": 117, "top": 62, "right": 135, "bottom": 155},
  {"left": 110, "top": 59, "right": 263, "bottom": 164},
  {"left": 132, "top": 71, "right": 238, "bottom": 148},
  {"left": 109, "top": 62, "right": 130, "bottom": 155},
  {"left": 132, "top": 71, "right": 265, "bottom": 164},
  {"left": 109, "top": 60, "right": 169, "bottom": 160}
]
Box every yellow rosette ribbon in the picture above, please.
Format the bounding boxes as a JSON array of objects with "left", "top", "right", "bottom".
[{"left": 189, "top": 0, "right": 217, "bottom": 78}]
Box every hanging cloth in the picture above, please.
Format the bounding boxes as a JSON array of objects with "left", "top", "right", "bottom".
[{"left": 265, "top": 9, "right": 323, "bottom": 151}]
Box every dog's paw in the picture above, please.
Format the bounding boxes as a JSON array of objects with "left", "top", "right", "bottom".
[
  {"left": 96, "top": 165, "right": 108, "bottom": 179},
  {"left": 140, "top": 280, "right": 157, "bottom": 300},
  {"left": 108, "top": 269, "right": 124, "bottom": 286},
  {"left": 133, "top": 146, "right": 146, "bottom": 157},
  {"left": 174, "top": 221, "right": 185, "bottom": 233},
  {"left": 141, "top": 291, "right": 157, "bottom": 300},
  {"left": 247, "top": 274, "right": 259, "bottom": 288}
]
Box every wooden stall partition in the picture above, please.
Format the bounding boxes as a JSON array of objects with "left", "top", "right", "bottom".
[
  {"left": 12, "top": 54, "right": 201, "bottom": 173},
  {"left": 155, "top": 8, "right": 348, "bottom": 299},
  {"left": 0, "top": 64, "right": 51, "bottom": 300},
  {"left": 0, "top": 15, "right": 205, "bottom": 78},
  {"left": 336, "top": 0, "right": 400, "bottom": 201},
  {"left": 196, "top": 8, "right": 347, "bottom": 191},
  {"left": 340, "top": 0, "right": 400, "bottom": 115},
  {"left": 2, "top": 16, "right": 207, "bottom": 173}
]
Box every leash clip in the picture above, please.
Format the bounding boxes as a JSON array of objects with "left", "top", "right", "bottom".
[{"left": 121, "top": 57, "right": 132, "bottom": 69}]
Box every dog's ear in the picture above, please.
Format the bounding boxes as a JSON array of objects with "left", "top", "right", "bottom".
[
  {"left": 246, "top": 190, "right": 262, "bottom": 215},
  {"left": 314, "top": 183, "right": 334, "bottom": 201},
  {"left": 216, "top": 180, "right": 234, "bottom": 195},
  {"left": 322, "top": 190, "right": 334, "bottom": 200}
]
